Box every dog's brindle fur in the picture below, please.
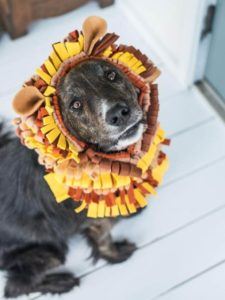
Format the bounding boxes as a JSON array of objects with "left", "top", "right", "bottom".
[
  {"left": 58, "top": 60, "right": 144, "bottom": 152},
  {"left": 0, "top": 60, "right": 144, "bottom": 297}
]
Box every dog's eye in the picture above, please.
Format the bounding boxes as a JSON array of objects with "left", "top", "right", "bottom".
[
  {"left": 106, "top": 71, "right": 116, "bottom": 81},
  {"left": 70, "top": 100, "right": 82, "bottom": 111}
]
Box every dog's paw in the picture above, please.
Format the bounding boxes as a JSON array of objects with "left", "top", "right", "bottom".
[
  {"left": 4, "top": 282, "right": 27, "bottom": 298},
  {"left": 4, "top": 275, "right": 34, "bottom": 298},
  {"left": 4, "top": 272, "right": 79, "bottom": 298},
  {"left": 102, "top": 239, "right": 137, "bottom": 264},
  {"left": 37, "top": 272, "right": 80, "bottom": 295}
]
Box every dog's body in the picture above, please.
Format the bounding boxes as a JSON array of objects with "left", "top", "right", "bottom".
[{"left": 0, "top": 60, "right": 142, "bottom": 297}]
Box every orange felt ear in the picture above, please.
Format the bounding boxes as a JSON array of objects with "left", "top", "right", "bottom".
[
  {"left": 82, "top": 16, "right": 107, "bottom": 55},
  {"left": 12, "top": 86, "right": 45, "bottom": 117}
]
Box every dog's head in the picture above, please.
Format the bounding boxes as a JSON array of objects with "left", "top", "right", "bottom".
[
  {"left": 12, "top": 16, "right": 160, "bottom": 155},
  {"left": 57, "top": 59, "right": 144, "bottom": 152}
]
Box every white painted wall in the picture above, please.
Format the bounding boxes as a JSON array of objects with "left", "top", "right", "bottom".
[{"left": 119, "top": 0, "right": 210, "bottom": 87}]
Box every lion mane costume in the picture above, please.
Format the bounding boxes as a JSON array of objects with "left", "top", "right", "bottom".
[{"left": 12, "top": 16, "right": 170, "bottom": 218}]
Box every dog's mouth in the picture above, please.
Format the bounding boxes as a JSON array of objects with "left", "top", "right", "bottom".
[
  {"left": 118, "top": 120, "right": 142, "bottom": 140},
  {"left": 103, "top": 119, "right": 144, "bottom": 152},
  {"left": 92, "top": 120, "right": 144, "bottom": 152}
]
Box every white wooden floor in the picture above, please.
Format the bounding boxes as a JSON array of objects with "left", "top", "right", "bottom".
[{"left": 1, "top": 2, "right": 225, "bottom": 300}]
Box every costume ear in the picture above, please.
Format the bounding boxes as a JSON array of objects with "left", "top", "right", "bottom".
[
  {"left": 82, "top": 16, "right": 107, "bottom": 55},
  {"left": 12, "top": 86, "right": 45, "bottom": 117}
]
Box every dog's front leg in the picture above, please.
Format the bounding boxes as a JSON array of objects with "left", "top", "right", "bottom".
[
  {"left": 83, "top": 219, "right": 137, "bottom": 264},
  {"left": 3, "top": 243, "right": 79, "bottom": 298}
]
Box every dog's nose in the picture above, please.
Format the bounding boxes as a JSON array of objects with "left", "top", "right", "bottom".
[{"left": 106, "top": 104, "right": 131, "bottom": 126}]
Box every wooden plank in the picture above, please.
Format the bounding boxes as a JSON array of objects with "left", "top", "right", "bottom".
[
  {"left": 165, "top": 119, "right": 225, "bottom": 184},
  {"left": 38, "top": 208, "right": 225, "bottom": 300},
  {"left": 157, "top": 260, "right": 225, "bottom": 300},
  {"left": 159, "top": 89, "right": 214, "bottom": 136}
]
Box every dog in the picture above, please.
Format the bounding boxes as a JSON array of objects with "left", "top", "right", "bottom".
[{"left": 0, "top": 59, "right": 145, "bottom": 298}]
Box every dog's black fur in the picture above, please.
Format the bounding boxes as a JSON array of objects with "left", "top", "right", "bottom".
[{"left": 0, "top": 60, "right": 143, "bottom": 298}]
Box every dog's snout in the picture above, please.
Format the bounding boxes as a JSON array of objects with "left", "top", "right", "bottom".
[{"left": 106, "top": 104, "right": 131, "bottom": 126}]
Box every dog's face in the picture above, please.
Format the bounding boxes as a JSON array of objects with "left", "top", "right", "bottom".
[{"left": 58, "top": 60, "right": 144, "bottom": 152}]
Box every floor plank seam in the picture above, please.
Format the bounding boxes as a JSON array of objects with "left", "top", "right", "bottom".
[
  {"left": 150, "top": 258, "right": 225, "bottom": 300},
  {"left": 138, "top": 203, "right": 225, "bottom": 250},
  {"left": 168, "top": 116, "right": 215, "bottom": 139},
  {"left": 162, "top": 154, "right": 225, "bottom": 189}
]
